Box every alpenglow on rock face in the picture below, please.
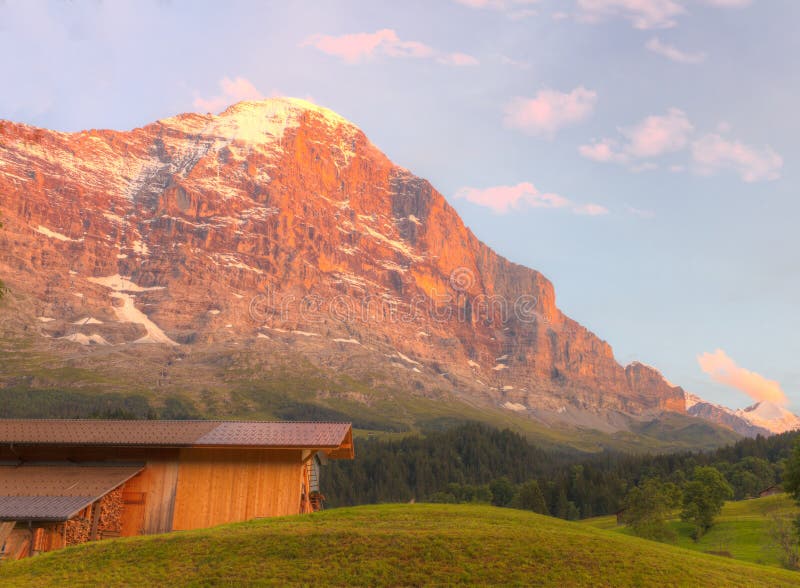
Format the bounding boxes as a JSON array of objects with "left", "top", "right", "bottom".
[{"left": 0, "top": 98, "right": 688, "bottom": 429}]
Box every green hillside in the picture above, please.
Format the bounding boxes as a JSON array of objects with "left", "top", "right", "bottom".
[
  {"left": 0, "top": 330, "right": 739, "bottom": 455},
  {"left": 582, "top": 493, "right": 800, "bottom": 569},
  {"left": 1, "top": 504, "right": 797, "bottom": 587}
]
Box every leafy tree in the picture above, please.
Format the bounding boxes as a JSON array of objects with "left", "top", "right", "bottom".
[
  {"left": 783, "top": 438, "right": 800, "bottom": 503},
  {"left": 768, "top": 514, "right": 800, "bottom": 570},
  {"left": 681, "top": 466, "right": 733, "bottom": 540},
  {"left": 622, "top": 478, "right": 682, "bottom": 542},
  {"left": 490, "top": 477, "right": 515, "bottom": 507},
  {"left": 516, "top": 480, "right": 548, "bottom": 514},
  {"left": 723, "top": 456, "right": 777, "bottom": 499}
]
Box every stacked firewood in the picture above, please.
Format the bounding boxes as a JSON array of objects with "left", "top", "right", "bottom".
[
  {"left": 98, "top": 487, "right": 124, "bottom": 534},
  {"left": 64, "top": 518, "right": 91, "bottom": 545}
]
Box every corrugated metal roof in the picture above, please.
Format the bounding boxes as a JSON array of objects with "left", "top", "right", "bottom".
[
  {"left": 0, "top": 464, "right": 144, "bottom": 521},
  {"left": 0, "top": 420, "right": 352, "bottom": 449},
  {"left": 0, "top": 496, "right": 97, "bottom": 522}
]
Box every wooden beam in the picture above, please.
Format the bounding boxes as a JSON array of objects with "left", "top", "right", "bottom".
[{"left": 89, "top": 500, "right": 102, "bottom": 541}]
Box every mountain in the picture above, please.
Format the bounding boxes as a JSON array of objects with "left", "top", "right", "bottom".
[
  {"left": 0, "top": 98, "right": 733, "bottom": 448},
  {"left": 686, "top": 394, "right": 800, "bottom": 436}
]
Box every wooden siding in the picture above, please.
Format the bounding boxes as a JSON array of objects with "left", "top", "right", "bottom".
[
  {"left": 118, "top": 450, "right": 179, "bottom": 536},
  {"left": 171, "top": 448, "right": 305, "bottom": 531},
  {"left": 1, "top": 445, "right": 318, "bottom": 537}
]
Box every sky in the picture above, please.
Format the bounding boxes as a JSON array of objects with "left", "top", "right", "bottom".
[{"left": 1, "top": 0, "right": 798, "bottom": 411}]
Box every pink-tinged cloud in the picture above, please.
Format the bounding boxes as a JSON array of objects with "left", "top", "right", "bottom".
[
  {"left": 577, "top": 0, "right": 685, "bottom": 29},
  {"left": 626, "top": 206, "right": 656, "bottom": 219},
  {"left": 455, "top": 0, "right": 539, "bottom": 7},
  {"left": 622, "top": 108, "right": 693, "bottom": 158},
  {"left": 504, "top": 87, "right": 597, "bottom": 137},
  {"left": 302, "top": 29, "right": 479, "bottom": 67},
  {"left": 454, "top": 182, "right": 608, "bottom": 216},
  {"left": 646, "top": 37, "right": 707, "bottom": 64},
  {"left": 698, "top": 349, "right": 788, "bottom": 405},
  {"left": 500, "top": 55, "right": 531, "bottom": 69},
  {"left": 703, "top": 0, "right": 751, "bottom": 6},
  {"left": 691, "top": 133, "right": 783, "bottom": 182},
  {"left": 579, "top": 108, "right": 692, "bottom": 163},
  {"left": 194, "top": 77, "right": 264, "bottom": 113},
  {"left": 454, "top": 0, "right": 540, "bottom": 17},
  {"left": 302, "top": 29, "right": 433, "bottom": 64},
  {"left": 579, "top": 139, "right": 628, "bottom": 163},
  {"left": 437, "top": 52, "right": 480, "bottom": 66},
  {"left": 573, "top": 203, "right": 610, "bottom": 216}
]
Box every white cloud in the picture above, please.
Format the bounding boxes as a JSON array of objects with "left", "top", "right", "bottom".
[
  {"left": 691, "top": 133, "right": 783, "bottom": 182},
  {"left": 454, "top": 182, "right": 608, "bottom": 216},
  {"left": 504, "top": 86, "right": 597, "bottom": 137},
  {"left": 646, "top": 37, "right": 707, "bottom": 64},
  {"left": 194, "top": 77, "right": 264, "bottom": 113},
  {"left": 577, "top": 0, "right": 685, "bottom": 29}
]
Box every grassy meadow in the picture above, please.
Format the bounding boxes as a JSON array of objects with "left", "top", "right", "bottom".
[
  {"left": 582, "top": 493, "right": 800, "bottom": 569},
  {"left": 1, "top": 503, "right": 798, "bottom": 587}
]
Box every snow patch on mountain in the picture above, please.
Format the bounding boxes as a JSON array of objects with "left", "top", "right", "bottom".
[
  {"left": 72, "top": 317, "right": 104, "bottom": 325},
  {"left": 87, "top": 275, "right": 176, "bottom": 345},
  {"left": 88, "top": 274, "right": 164, "bottom": 292},
  {"left": 111, "top": 292, "right": 177, "bottom": 346},
  {"left": 60, "top": 333, "right": 110, "bottom": 346},
  {"left": 35, "top": 225, "right": 82, "bottom": 242}
]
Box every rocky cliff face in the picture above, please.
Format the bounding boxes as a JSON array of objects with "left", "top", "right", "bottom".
[{"left": 0, "top": 98, "right": 687, "bottom": 427}]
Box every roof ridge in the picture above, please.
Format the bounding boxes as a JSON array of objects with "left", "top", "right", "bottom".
[{"left": 0, "top": 419, "right": 352, "bottom": 424}]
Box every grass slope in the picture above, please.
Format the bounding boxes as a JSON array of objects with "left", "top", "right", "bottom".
[
  {"left": 582, "top": 494, "right": 800, "bottom": 569},
  {"left": 1, "top": 504, "right": 797, "bottom": 587}
]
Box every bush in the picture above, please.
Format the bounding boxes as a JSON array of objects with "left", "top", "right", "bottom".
[
  {"left": 622, "top": 478, "right": 682, "bottom": 542},
  {"left": 681, "top": 466, "right": 733, "bottom": 540}
]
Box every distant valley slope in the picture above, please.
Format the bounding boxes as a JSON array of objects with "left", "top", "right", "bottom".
[{"left": 0, "top": 98, "right": 790, "bottom": 447}]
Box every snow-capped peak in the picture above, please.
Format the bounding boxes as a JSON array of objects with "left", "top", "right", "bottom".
[
  {"left": 686, "top": 391, "right": 800, "bottom": 436},
  {"left": 160, "top": 97, "right": 356, "bottom": 146},
  {"left": 684, "top": 392, "right": 705, "bottom": 410},
  {"left": 222, "top": 97, "right": 353, "bottom": 128},
  {"left": 736, "top": 401, "right": 800, "bottom": 434}
]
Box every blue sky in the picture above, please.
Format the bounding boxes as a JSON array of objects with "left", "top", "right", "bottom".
[{"left": 1, "top": 0, "right": 797, "bottom": 410}]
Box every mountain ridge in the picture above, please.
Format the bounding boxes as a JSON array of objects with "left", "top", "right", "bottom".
[
  {"left": 686, "top": 393, "right": 800, "bottom": 436},
  {"left": 0, "top": 97, "right": 765, "bottom": 445}
]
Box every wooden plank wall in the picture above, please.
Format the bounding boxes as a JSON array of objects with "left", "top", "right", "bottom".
[
  {"left": 171, "top": 448, "right": 305, "bottom": 531},
  {"left": 119, "top": 449, "right": 179, "bottom": 536},
  {"left": 1, "top": 445, "right": 312, "bottom": 538}
]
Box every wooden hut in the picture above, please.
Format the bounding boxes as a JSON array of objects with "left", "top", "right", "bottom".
[
  {"left": 758, "top": 485, "right": 781, "bottom": 498},
  {"left": 0, "top": 419, "right": 353, "bottom": 560}
]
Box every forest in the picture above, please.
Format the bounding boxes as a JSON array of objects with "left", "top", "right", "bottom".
[{"left": 325, "top": 423, "right": 799, "bottom": 520}]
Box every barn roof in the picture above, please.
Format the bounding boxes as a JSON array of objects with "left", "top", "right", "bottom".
[
  {"left": 0, "top": 463, "right": 144, "bottom": 521},
  {"left": 0, "top": 420, "right": 353, "bottom": 457}
]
